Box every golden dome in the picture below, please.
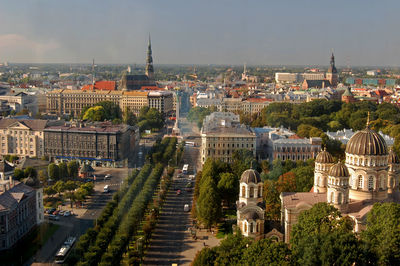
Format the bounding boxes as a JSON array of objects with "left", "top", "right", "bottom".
[
  {"left": 316, "top": 148, "right": 334, "bottom": 164},
  {"left": 328, "top": 162, "right": 349, "bottom": 177},
  {"left": 345, "top": 127, "right": 388, "bottom": 156}
]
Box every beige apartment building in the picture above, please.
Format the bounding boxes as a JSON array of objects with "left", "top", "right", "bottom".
[
  {"left": 0, "top": 119, "right": 48, "bottom": 158},
  {"left": 201, "top": 112, "right": 256, "bottom": 164},
  {"left": 46, "top": 89, "right": 174, "bottom": 117}
]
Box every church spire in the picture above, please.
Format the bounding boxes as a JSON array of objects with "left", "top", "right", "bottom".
[{"left": 145, "top": 34, "right": 154, "bottom": 80}]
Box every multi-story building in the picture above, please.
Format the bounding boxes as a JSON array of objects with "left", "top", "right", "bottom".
[
  {"left": 271, "top": 137, "right": 322, "bottom": 162},
  {"left": 196, "top": 97, "right": 269, "bottom": 115},
  {"left": 275, "top": 73, "right": 300, "bottom": 83},
  {"left": 0, "top": 92, "right": 34, "bottom": 113},
  {"left": 201, "top": 112, "right": 256, "bottom": 164},
  {"left": 0, "top": 178, "right": 42, "bottom": 251},
  {"left": 46, "top": 89, "right": 174, "bottom": 117},
  {"left": 0, "top": 119, "right": 48, "bottom": 158},
  {"left": 44, "top": 121, "right": 139, "bottom": 167}
]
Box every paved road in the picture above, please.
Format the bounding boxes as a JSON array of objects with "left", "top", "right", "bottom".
[
  {"left": 32, "top": 168, "right": 128, "bottom": 265},
  {"left": 143, "top": 175, "right": 194, "bottom": 265}
]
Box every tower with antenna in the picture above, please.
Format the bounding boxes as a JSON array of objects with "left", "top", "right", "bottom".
[{"left": 91, "top": 59, "right": 95, "bottom": 91}]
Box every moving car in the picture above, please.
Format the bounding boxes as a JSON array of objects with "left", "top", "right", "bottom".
[
  {"left": 103, "top": 185, "right": 110, "bottom": 193},
  {"left": 104, "top": 174, "right": 112, "bottom": 180}
]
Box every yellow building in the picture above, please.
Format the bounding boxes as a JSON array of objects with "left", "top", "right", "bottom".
[{"left": 0, "top": 119, "right": 48, "bottom": 158}]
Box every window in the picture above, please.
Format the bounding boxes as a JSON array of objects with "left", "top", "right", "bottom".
[
  {"left": 338, "top": 193, "right": 342, "bottom": 204},
  {"left": 330, "top": 192, "right": 334, "bottom": 203},
  {"left": 244, "top": 223, "right": 247, "bottom": 233},
  {"left": 242, "top": 186, "right": 246, "bottom": 197},
  {"left": 250, "top": 187, "right": 254, "bottom": 198},
  {"left": 368, "top": 176, "right": 374, "bottom": 190},
  {"left": 250, "top": 222, "right": 253, "bottom": 233},
  {"left": 380, "top": 176, "right": 385, "bottom": 189},
  {"left": 358, "top": 176, "right": 363, "bottom": 189}
]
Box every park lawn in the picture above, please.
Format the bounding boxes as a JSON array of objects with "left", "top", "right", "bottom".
[{"left": 0, "top": 222, "right": 59, "bottom": 265}]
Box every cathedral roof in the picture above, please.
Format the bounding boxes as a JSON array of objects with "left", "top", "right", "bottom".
[
  {"left": 240, "top": 169, "right": 261, "bottom": 184},
  {"left": 388, "top": 149, "right": 400, "bottom": 164},
  {"left": 315, "top": 148, "right": 334, "bottom": 164},
  {"left": 345, "top": 122, "right": 388, "bottom": 156},
  {"left": 243, "top": 210, "right": 261, "bottom": 220},
  {"left": 328, "top": 162, "right": 349, "bottom": 177}
]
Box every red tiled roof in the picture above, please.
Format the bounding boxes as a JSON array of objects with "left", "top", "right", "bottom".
[
  {"left": 289, "top": 134, "right": 302, "bottom": 139},
  {"left": 141, "top": 86, "right": 163, "bottom": 91},
  {"left": 82, "top": 81, "right": 116, "bottom": 91}
]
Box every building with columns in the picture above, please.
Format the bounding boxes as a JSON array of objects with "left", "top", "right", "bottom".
[{"left": 281, "top": 119, "right": 400, "bottom": 243}]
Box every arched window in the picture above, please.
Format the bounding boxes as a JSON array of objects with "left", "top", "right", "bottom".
[
  {"left": 256, "top": 223, "right": 259, "bottom": 232},
  {"left": 242, "top": 186, "right": 246, "bottom": 197},
  {"left": 358, "top": 176, "right": 363, "bottom": 189},
  {"left": 338, "top": 193, "right": 343, "bottom": 204},
  {"left": 250, "top": 187, "right": 254, "bottom": 198},
  {"left": 250, "top": 222, "right": 253, "bottom": 233},
  {"left": 368, "top": 176, "right": 374, "bottom": 190},
  {"left": 244, "top": 222, "right": 247, "bottom": 233},
  {"left": 258, "top": 186, "right": 262, "bottom": 197},
  {"left": 380, "top": 175, "right": 385, "bottom": 189},
  {"left": 390, "top": 177, "right": 394, "bottom": 187},
  {"left": 330, "top": 192, "right": 334, "bottom": 203}
]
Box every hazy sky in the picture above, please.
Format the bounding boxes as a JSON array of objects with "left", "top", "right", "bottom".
[{"left": 0, "top": 0, "right": 399, "bottom": 66}]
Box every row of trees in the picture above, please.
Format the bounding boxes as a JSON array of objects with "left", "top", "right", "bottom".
[
  {"left": 69, "top": 137, "right": 177, "bottom": 265},
  {"left": 194, "top": 150, "right": 259, "bottom": 229},
  {"left": 44, "top": 180, "right": 94, "bottom": 207},
  {"left": 193, "top": 202, "right": 400, "bottom": 266},
  {"left": 47, "top": 161, "right": 80, "bottom": 181},
  {"left": 79, "top": 101, "right": 165, "bottom": 133}
]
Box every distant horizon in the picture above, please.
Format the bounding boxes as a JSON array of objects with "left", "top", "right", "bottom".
[
  {"left": 3, "top": 62, "right": 400, "bottom": 69},
  {"left": 1, "top": 0, "right": 400, "bottom": 66}
]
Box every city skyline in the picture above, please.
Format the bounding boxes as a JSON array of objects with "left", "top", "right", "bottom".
[{"left": 1, "top": 0, "right": 400, "bottom": 66}]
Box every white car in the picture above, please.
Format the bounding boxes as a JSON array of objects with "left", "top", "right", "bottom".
[
  {"left": 184, "top": 204, "right": 190, "bottom": 212},
  {"left": 63, "top": 211, "right": 71, "bottom": 217},
  {"left": 105, "top": 174, "right": 111, "bottom": 180}
]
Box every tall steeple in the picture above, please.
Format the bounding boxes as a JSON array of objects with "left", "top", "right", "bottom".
[
  {"left": 326, "top": 52, "right": 338, "bottom": 87},
  {"left": 145, "top": 34, "right": 154, "bottom": 80}
]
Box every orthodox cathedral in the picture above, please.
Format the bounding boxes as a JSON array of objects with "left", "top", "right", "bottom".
[{"left": 237, "top": 116, "right": 400, "bottom": 242}]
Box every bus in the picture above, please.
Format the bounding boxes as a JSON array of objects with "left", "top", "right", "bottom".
[
  {"left": 182, "top": 164, "right": 189, "bottom": 174},
  {"left": 55, "top": 236, "right": 76, "bottom": 264}
]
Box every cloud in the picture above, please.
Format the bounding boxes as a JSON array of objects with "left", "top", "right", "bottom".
[{"left": 0, "top": 34, "right": 60, "bottom": 61}]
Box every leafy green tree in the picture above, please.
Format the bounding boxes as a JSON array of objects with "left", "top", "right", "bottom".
[
  {"left": 361, "top": 202, "right": 400, "bottom": 265},
  {"left": 59, "top": 162, "right": 68, "bottom": 180},
  {"left": 38, "top": 170, "right": 47, "bottom": 184},
  {"left": 217, "top": 172, "right": 239, "bottom": 207},
  {"left": 214, "top": 232, "right": 251, "bottom": 265},
  {"left": 197, "top": 176, "right": 221, "bottom": 229},
  {"left": 67, "top": 160, "right": 79, "bottom": 179},
  {"left": 292, "top": 165, "right": 314, "bottom": 192},
  {"left": 54, "top": 180, "right": 66, "bottom": 196},
  {"left": 44, "top": 186, "right": 56, "bottom": 197},
  {"left": 23, "top": 167, "right": 37, "bottom": 179},
  {"left": 13, "top": 168, "right": 25, "bottom": 181},
  {"left": 83, "top": 105, "right": 106, "bottom": 121},
  {"left": 192, "top": 247, "right": 218, "bottom": 266},
  {"left": 122, "top": 107, "right": 137, "bottom": 126},
  {"left": 48, "top": 163, "right": 59, "bottom": 181},
  {"left": 290, "top": 203, "right": 354, "bottom": 265},
  {"left": 241, "top": 238, "right": 291, "bottom": 266}
]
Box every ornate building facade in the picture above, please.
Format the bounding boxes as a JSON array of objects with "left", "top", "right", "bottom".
[
  {"left": 281, "top": 119, "right": 400, "bottom": 243},
  {"left": 237, "top": 169, "right": 265, "bottom": 239}
]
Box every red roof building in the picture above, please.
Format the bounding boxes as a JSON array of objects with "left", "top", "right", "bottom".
[{"left": 82, "top": 81, "right": 116, "bottom": 91}]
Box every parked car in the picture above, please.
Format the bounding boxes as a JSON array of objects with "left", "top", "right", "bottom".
[
  {"left": 176, "top": 189, "right": 181, "bottom": 195},
  {"left": 104, "top": 174, "right": 112, "bottom": 180},
  {"left": 184, "top": 204, "right": 190, "bottom": 212},
  {"left": 63, "top": 211, "right": 71, "bottom": 217},
  {"left": 59, "top": 210, "right": 65, "bottom": 215},
  {"left": 53, "top": 210, "right": 60, "bottom": 215},
  {"left": 48, "top": 214, "right": 60, "bottom": 221}
]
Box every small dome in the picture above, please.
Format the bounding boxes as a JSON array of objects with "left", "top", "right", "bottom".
[
  {"left": 388, "top": 149, "right": 400, "bottom": 164},
  {"left": 244, "top": 210, "right": 260, "bottom": 220},
  {"left": 240, "top": 169, "right": 261, "bottom": 184},
  {"left": 328, "top": 162, "right": 349, "bottom": 177},
  {"left": 316, "top": 148, "right": 334, "bottom": 164},
  {"left": 345, "top": 127, "right": 388, "bottom": 156}
]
